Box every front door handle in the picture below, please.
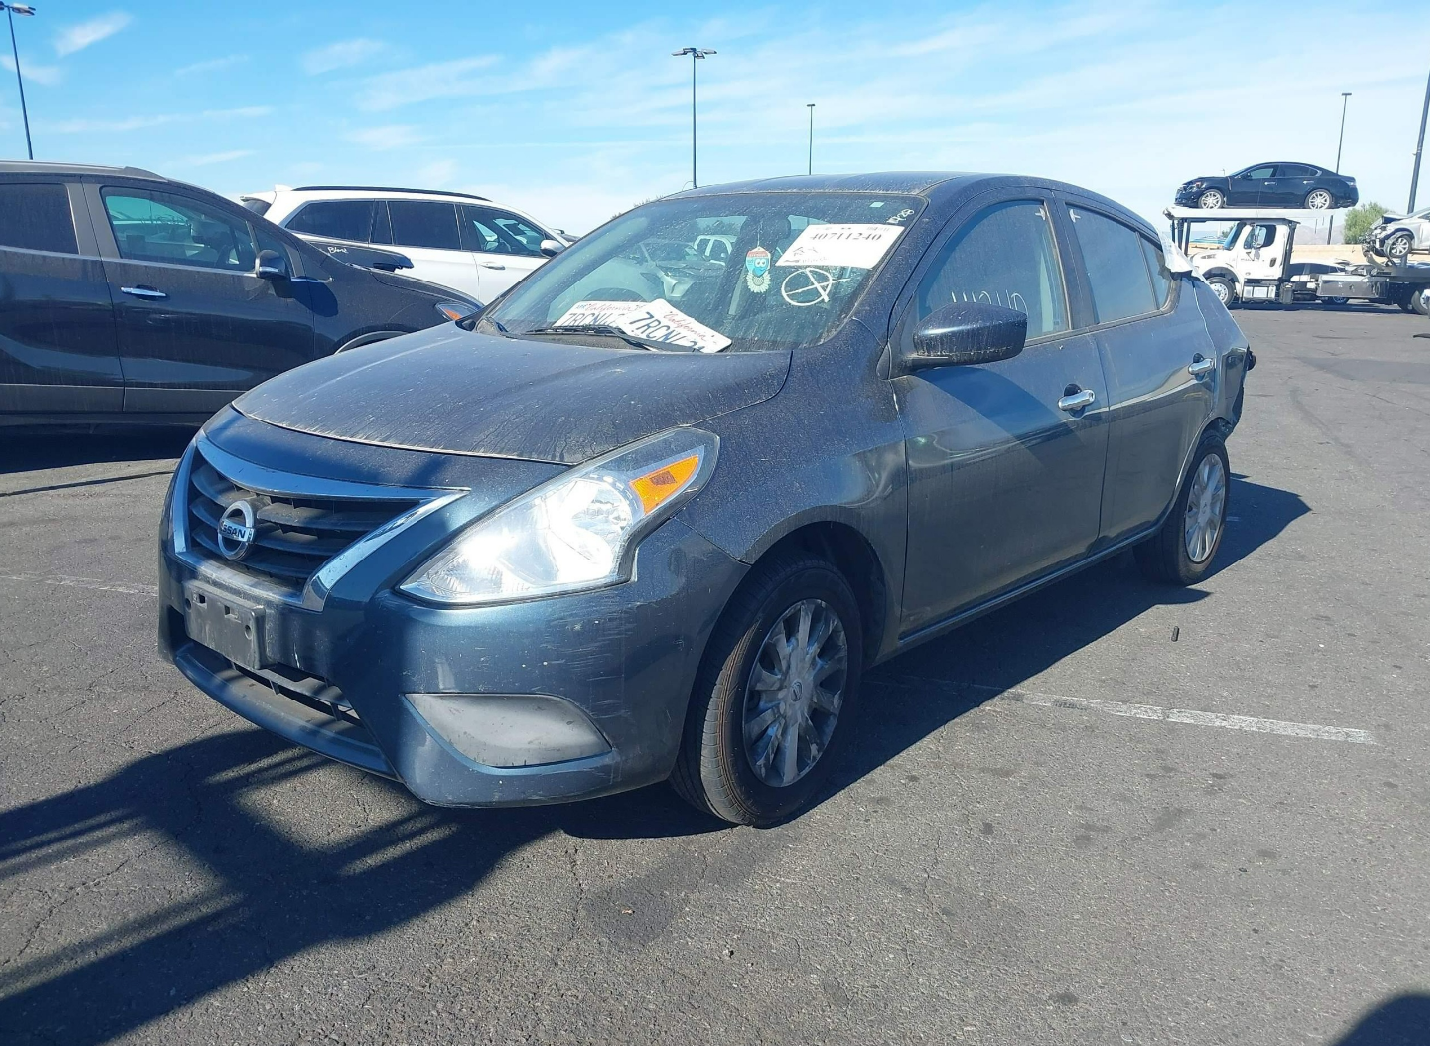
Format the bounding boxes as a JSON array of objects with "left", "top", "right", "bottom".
[
  {"left": 480, "top": 262, "right": 506, "bottom": 270},
  {"left": 1188, "top": 356, "right": 1216, "bottom": 377},
  {"left": 120, "top": 285, "right": 167, "bottom": 300},
  {"left": 1057, "top": 388, "right": 1096, "bottom": 412}
]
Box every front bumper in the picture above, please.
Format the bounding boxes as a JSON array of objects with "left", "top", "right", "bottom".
[{"left": 159, "top": 423, "right": 746, "bottom": 807}]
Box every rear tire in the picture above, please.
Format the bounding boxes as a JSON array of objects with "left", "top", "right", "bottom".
[
  {"left": 671, "top": 552, "right": 863, "bottom": 827},
  {"left": 1135, "top": 434, "right": 1230, "bottom": 586},
  {"left": 1412, "top": 288, "right": 1430, "bottom": 317},
  {"left": 1304, "top": 189, "right": 1333, "bottom": 210}
]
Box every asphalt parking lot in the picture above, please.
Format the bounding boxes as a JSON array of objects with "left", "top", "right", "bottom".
[{"left": 1, "top": 307, "right": 1428, "bottom": 1046}]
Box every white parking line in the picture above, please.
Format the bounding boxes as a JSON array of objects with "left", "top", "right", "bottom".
[
  {"left": 0, "top": 573, "right": 158, "bottom": 597},
  {"left": 878, "top": 675, "right": 1378, "bottom": 745}
]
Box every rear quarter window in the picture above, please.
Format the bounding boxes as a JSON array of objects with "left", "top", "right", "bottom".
[{"left": 0, "top": 182, "right": 79, "bottom": 254}]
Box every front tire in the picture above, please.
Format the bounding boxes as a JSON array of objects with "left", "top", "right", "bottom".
[
  {"left": 1135, "top": 434, "right": 1230, "bottom": 585},
  {"left": 1304, "top": 189, "right": 1333, "bottom": 210},
  {"left": 1385, "top": 232, "right": 1414, "bottom": 261},
  {"left": 1197, "top": 189, "right": 1224, "bottom": 209},
  {"left": 1412, "top": 288, "right": 1430, "bottom": 317},
  {"left": 1206, "top": 276, "right": 1235, "bottom": 307},
  {"left": 671, "top": 552, "right": 863, "bottom": 826}
]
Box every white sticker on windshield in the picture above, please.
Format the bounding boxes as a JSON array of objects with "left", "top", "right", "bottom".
[
  {"left": 553, "top": 298, "right": 731, "bottom": 353},
  {"left": 775, "top": 223, "right": 905, "bottom": 270}
]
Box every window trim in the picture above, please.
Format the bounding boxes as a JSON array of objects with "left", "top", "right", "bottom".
[
  {"left": 895, "top": 193, "right": 1075, "bottom": 356},
  {"left": 1061, "top": 201, "right": 1177, "bottom": 332}
]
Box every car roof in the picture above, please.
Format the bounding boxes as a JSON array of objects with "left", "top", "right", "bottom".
[
  {"left": 272, "top": 185, "right": 491, "bottom": 203},
  {"left": 0, "top": 160, "right": 164, "bottom": 179}
]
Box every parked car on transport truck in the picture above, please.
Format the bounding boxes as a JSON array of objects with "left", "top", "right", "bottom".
[
  {"left": 241, "top": 185, "right": 569, "bottom": 301},
  {"left": 0, "top": 162, "right": 478, "bottom": 428},
  {"left": 1365, "top": 205, "right": 1430, "bottom": 263},
  {"left": 1174, "top": 162, "right": 1358, "bottom": 210},
  {"left": 159, "top": 172, "right": 1254, "bottom": 826}
]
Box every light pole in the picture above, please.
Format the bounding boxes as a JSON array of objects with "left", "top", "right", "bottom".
[
  {"left": 806, "top": 103, "right": 815, "bottom": 176},
  {"left": 1410, "top": 68, "right": 1430, "bottom": 212},
  {"left": 671, "top": 46, "right": 714, "bottom": 188},
  {"left": 1334, "top": 92, "right": 1351, "bottom": 172},
  {"left": 1, "top": 2, "right": 35, "bottom": 160}
]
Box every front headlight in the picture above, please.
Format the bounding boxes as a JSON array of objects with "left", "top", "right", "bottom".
[{"left": 399, "top": 427, "right": 719, "bottom": 606}]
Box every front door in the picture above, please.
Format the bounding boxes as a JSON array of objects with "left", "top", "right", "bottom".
[
  {"left": 387, "top": 200, "right": 482, "bottom": 299},
  {"left": 94, "top": 185, "right": 315, "bottom": 415},
  {"left": 1235, "top": 222, "right": 1286, "bottom": 283},
  {"left": 459, "top": 204, "right": 551, "bottom": 299},
  {"left": 895, "top": 197, "right": 1109, "bottom": 635},
  {"left": 1232, "top": 165, "right": 1276, "bottom": 206},
  {"left": 0, "top": 180, "right": 123, "bottom": 414}
]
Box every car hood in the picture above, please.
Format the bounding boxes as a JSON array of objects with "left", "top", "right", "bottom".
[{"left": 233, "top": 328, "right": 791, "bottom": 465}]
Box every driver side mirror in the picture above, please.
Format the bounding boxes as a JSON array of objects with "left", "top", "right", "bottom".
[
  {"left": 902, "top": 302, "right": 1027, "bottom": 371},
  {"left": 255, "top": 249, "right": 289, "bottom": 280},
  {"left": 539, "top": 239, "right": 565, "bottom": 258}
]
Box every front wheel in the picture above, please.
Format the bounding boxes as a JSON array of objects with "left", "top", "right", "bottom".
[
  {"left": 1206, "top": 277, "right": 1235, "bottom": 307},
  {"left": 1197, "top": 189, "right": 1224, "bottom": 209},
  {"left": 1322, "top": 296, "right": 1349, "bottom": 306},
  {"left": 1412, "top": 288, "right": 1430, "bottom": 317},
  {"left": 1385, "top": 232, "right": 1414, "bottom": 261},
  {"left": 671, "top": 553, "right": 863, "bottom": 826},
  {"left": 1304, "top": 189, "right": 1333, "bottom": 210},
  {"left": 1135, "top": 434, "right": 1230, "bottom": 585}
]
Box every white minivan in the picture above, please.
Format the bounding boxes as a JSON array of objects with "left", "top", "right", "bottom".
[{"left": 240, "top": 186, "right": 568, "bottom": 301}]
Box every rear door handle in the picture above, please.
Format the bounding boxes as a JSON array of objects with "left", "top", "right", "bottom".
[
  {"left": 480, "top": 263, "right": 506, "bottom": 270},
  {"left": 121, "top": 285, "right": 167, "bottom": 300},
  {"left": 1188, "top": 356, "right": 1215, "bottom": 377},
  {"left": 1057, "top": 388, "right": 1096, "bottom": 412}
]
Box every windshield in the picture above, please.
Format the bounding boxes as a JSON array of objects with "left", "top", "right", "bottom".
[
  {"left": 1221, "top": 223, "right": 1248, "bottom": 250},
  {"left": 482, "top": 192, "right": 925, "bottom": 352}
]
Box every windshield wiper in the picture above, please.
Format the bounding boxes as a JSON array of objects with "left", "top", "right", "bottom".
[{"left": 522, "top": 324, "right": 698, "bottom": 352}]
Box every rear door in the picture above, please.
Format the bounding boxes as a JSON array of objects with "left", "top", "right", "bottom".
[
  {"left": 0, "top": 179, "right": 123, "bottom": 415},
  {"left": 458, "top": 205, "right": 551, "bottom": 299},
  {"left": 1272, "top": 164, "right": 1318, "bottom": 207},
  {"left": 894, "top": 194, "right": 1110, "bottom": 633},
  {"left": 90, "top": 183, "right": 315, "bottom": 415},
  {"left": 387, "top": 200, "right": 482, "bottom": 299},
  {"left": 1059, "top": 199, "right": 1215, "bottom": 545}
]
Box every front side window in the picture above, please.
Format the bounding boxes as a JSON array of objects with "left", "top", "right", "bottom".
[
  {"left": 1068, "top": 206, "right": 1156, "bottom": 323},
  {"left": 460, "top": 205, "right": 545, "bottom": 257},
  {"left": 103, "top": 189, "right": 256, "bottom": 271},
  {"left": 285, "top": 200, "right": 379, "bottom": 242},
  {"left": 916, "top": 200, "right": 1068, "bottom": 338},
  {"left": 482, "top": 192, "right": 925, "bottom": 352},
  {"left": 0, "top": 182, "right": 78, "bottom": 254},
  {"left": 1247, "top": 224, "right": 1278, "bottom": 250},
  {"left": 1242, "top": 166, "right": 1276, "bottom": 180},
  {"left": 389, "top": 200, "right": 461, "bottom": 251}
]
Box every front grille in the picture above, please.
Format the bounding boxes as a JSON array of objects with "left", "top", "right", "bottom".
[{"left": 186, "top": 449, "right": 419, "bottom": 590}]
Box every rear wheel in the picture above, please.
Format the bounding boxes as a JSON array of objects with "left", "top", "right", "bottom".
[
  {"left": 1412, "top": 288, "right": 1430, "bottom": 316},
  {"left": 671, "top": 552, "right": 863, "bottom": 826},
  {"left": 1385, "top": 232, "right": 1414, "bottom": 261},
  {"left": 1206, "top": 277, "right": 1235, "bottom": 307},
  {"left": 1304, "top": 189, "right": 1333, "bottom": 210},
  {"left": 1135, "top": 434, "right": 1230, "bottom": 585},
  {"left": 1322, "top": 296, "right": 1349, "bottom": 306},
  {"left": 1197, "top": 189, "right": 1224, "bottom": 209}
]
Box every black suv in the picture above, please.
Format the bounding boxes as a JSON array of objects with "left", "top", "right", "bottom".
[{"left": 0, "top": 162, "right": 478, "bottom": 428}]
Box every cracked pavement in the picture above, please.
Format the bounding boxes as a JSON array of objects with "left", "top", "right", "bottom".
[{"left": 1, "top": 308, "right": 1428, "bottom": 1045}]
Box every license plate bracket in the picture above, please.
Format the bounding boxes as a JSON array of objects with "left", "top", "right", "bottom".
[{"left": 183, "top": 581, "right": 265, "bottom": 671}]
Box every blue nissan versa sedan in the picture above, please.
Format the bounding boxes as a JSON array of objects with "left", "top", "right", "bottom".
[{"left": 159, "top": 173, "right": 1254, "bottom": 826}]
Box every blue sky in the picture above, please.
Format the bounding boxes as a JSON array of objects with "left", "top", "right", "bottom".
[{"left": 2, "top": 0, "right": 1428, "bottom": 233}]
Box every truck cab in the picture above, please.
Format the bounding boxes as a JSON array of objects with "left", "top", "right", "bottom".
[{"left": 1177, "top": 211, "right": 1298, "bottom": 306}]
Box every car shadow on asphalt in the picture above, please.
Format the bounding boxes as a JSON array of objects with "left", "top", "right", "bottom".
[
  {"left": 0, "top": 477, "right": 1308, "bottom": 1045},
  {"left": 0, "top": 429, "right": 195, "bottom": 477},
  {"left": 1330, "top": 993, "right": 1430, "bottom": 1045}
]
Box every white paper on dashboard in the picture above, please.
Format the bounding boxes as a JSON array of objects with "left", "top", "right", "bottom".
[
  {"left": 775, "top": 224, "right": 905, "bottom": 269},
  {"left": 552, "top": 298, "right": 731, "bottom": 352}
]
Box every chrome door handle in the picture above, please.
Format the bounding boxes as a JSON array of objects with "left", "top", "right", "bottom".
[
  {"left": 480, "top": 263, "right": 506, "bottom": 270},
  {"left": 1188, "top": 357, "right": 1215, "bottom": 377},
  {"left": 1057, "top": 389, "right": 1096, "bottom": 412},
  {"left": 121, "top": 285, "right": 167, "bottom": 299}
]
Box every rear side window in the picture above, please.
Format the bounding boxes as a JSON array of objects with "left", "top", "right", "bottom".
[
  {"left": 286, "top": 200, "right": 378, "bottom": 242},
  {"left": 1279, "top": 164, "right": 1317, "bottom": 177},
  {"left": 916, "top": 199, "right": 1069, "bottom": 338},
  {"left": 0, "top": 182, "right": 78, "bottom": 254},
  {"left": 389, "top": 200, "right": 460, "bottom": 250},
  {"left": 1068, "top": 207, "right": 1156, "bottom": 323},
  {"left": 103, "top": 189, "right": 257, "bottom": 271},
  {"left": 1140, "top": 238, "right": 1172, "bottom": 308}
]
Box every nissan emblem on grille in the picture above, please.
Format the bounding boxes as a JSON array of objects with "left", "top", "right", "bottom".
[{"left": 217, "top": 500, "right": 257, "bottom": 561}]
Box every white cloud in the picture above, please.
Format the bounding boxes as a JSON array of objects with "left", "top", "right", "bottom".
[
  {"left": 51, "top": 106, "right": 270, "bottom": 134},
  {"left": 302, "top": 39, "right": 385, "bottom": 76},
  {"left": 175, "top": 54, "right": 248, "bottom": 77},
  {"left": 416, "top": 159, "right": 458, "bottom": 186},
  {"left": 0, "top": 55, "right": 62, "bottom": 86},
  {"left": 346, "top": 124, "right": 426, "bottom": 150},
  {"left": 54, "top": 12, "right": 133, "bottom": 57},
  {"left": 176, "top": 149, "right": 254, "bottom": 167},
  {"left": 356, "top": 55, "right": 501, "bottom": 111}
]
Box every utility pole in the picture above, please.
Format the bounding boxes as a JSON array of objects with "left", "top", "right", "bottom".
[
  {"left": 807, "top": 103, "right": 815, "bottom": 176},
  {"left": 671, "top": 47, "right": 715, "bottom": 188},
  {"left": 1, "top": 2, "right": 35, "bottom": 160},
  {"left": 1410, "top": 68, "right": 1430, "bottom": 211}
]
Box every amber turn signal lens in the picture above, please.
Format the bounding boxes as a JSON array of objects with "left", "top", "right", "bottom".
[{"left": 629, "top": 453, "right": 701, "bottom": 514}]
